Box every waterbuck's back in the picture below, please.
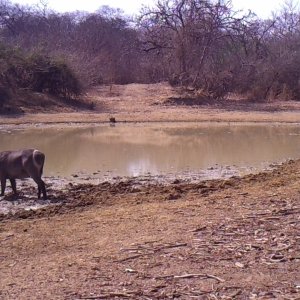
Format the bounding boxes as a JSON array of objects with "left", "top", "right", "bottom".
[{"left": 0, "top": 149, "right": 45, "bottom": 179}]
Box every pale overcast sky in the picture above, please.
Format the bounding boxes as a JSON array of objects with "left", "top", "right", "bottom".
[{"left": 10, "top": 0, "right": 289, "bottom": 18}]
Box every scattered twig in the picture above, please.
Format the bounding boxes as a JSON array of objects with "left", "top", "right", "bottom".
[
  {"left": 117, "top": 242, "right": 188, "bottom": 262},
  {"left": 155, "top": 273, "right": 225, "bottom": 282},
  {"left": 275, "top": 207, "right": 300, "bottom": 215},
  {"left": 228, "top": 289, "right": 242, "bottom": 298},
  {"left": 174, "top": 273, "right": 225, "bottom": 282},
  {"left": 115, "top": 253, "right": 147, "bottom": 263},
  {"left": 153, "top": 242, "right": 188, "bottom": 252},
  {"left": 78, "top": 292, "right": 134, "bottom": 299},
  {"left": 191, "top": 226, "right": 207, "bottom": 232},
  {"left": 272, "top": 243, "right": 292, "bottom": 251}
]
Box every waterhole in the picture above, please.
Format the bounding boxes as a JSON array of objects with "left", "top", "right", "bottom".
[{"left": 1, "top": 123, "right": 300, "bottom": 179}]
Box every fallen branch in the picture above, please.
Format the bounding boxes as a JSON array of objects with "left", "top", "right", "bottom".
[
  {"left": 155, "top": 273, "right": 225, "bottom": 282},
  {"left": 117, "top": 242, "right": 188, "bottom": 262},
  {"left": 78, "top": 292, "right": 133, "bottom": 299},
  {"left": 174, "top": 273, "right": 225, "bottom": 282},
  {"left": 115, "top": 254, "right": 146, "bottom": 263},
  {"left": 153, "top": 242, "right": 188, "bottom": 252}
]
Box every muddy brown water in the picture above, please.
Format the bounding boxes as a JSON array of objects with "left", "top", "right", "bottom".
[{"left": 1, "top": 122, "right": 300, "bottom": 180}]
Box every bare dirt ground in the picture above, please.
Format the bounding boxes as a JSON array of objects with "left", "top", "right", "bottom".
[
  {"left": 0, "top": 83, "right": 300, "bottom": 299},
  {"left": 2, "top": 83, "right": 300, "bottom": 125}
]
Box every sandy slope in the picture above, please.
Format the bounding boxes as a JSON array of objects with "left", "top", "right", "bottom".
[{"left": 1, "top": 83, "right": 300, "bottom": 125}]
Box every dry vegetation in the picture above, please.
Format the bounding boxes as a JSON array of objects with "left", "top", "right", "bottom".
[{"left": 3, "top": 0, "right": 300, "bottom": 113}]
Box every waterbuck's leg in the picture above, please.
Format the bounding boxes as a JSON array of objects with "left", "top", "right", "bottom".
[
  {"left": 32, "top": 176, "right": 47, "bottom": 200},
  {"left": 1, "top": 178, "right": 6, "bottom": 196},
  {"left": 10, "top": 179, "right": 17, "bottom": 195},
  {"left": 38, "top": 179, "right": 47, "bottom": 200}
]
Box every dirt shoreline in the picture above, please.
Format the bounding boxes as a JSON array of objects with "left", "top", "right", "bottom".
[
  {"left": 2, "top": 110, "right": 300, "bottom": 127},
  {"left": 0, "top": 83, "right": 300, "bottom": 299}
]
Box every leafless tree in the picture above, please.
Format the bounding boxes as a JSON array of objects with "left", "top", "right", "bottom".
[{"left": 138, "top": 0, "right": 257, "bottom": 97}]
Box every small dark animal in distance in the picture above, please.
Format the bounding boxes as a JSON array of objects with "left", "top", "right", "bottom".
[{"left": 0, "top": 149, "right": 47, "bottom": 200}]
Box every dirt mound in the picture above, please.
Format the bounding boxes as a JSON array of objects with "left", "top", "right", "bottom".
[{"left": 1, "top": 89, "right": 94, "bottom": 114}]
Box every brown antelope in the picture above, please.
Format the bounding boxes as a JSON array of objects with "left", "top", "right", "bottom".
[{"left": 0, "top": 149, "right": 47, "bottom": 200}]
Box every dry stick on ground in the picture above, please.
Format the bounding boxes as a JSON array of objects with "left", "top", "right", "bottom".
[
  {"left": 155, "top": 273, "right": 225, "bottom": 283},
  {"left": 78, "top": 291, "right": 134, "bottom": 299},
  {"left": 116, "top": 242, "right": 188, "bottom": 262},
  {"left": 121, "top": 242, "right": 188, "bottom": 252},
  {"left": 153, "top": 242, "right": 188, "bottom": 252},
  {"left": 115, "top": 253, "right": 147, "bottom": 263}
]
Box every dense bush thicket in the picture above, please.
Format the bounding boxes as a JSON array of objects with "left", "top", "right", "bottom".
[
  {"left": 25, "top": 55, "right": 82, "bottom": 98},
  {"left": 1, "top": 0, "right": 300, "bottom": 101},
  {"left": 0, "top": 43, "right": 81, "bottom": 107}
]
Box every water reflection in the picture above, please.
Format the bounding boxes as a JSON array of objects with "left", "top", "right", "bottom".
[{"left": 0, "top": 123, "right": 300, "bottom": 177}]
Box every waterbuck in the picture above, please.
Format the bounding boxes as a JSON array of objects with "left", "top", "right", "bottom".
[{"left": 0, "top": 149, "right": 47, "bottom": 200}]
